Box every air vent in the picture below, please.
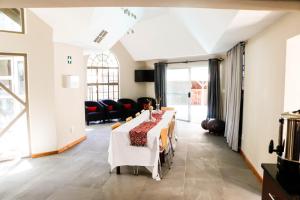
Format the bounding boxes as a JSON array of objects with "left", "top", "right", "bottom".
[{"left": 94, "top": 30, "right": 108, "bottom": 43}]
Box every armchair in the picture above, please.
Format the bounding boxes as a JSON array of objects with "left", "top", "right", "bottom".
[
  {"left": 137, "top": 97, "right": 156, "bottom": 111},
  {"left": 117, "top": 98, "right": 140, "bottom": 118},
  {"left": 85, "top": 101, "right": 107, "bottom": 125},
  {"left": 100, "top": 99, "right": 124, "bottom": 121}
]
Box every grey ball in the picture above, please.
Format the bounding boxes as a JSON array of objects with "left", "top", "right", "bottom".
[
  {"left": 207, "top": 119, "right": 225, "bottom": 133},
  {"left": 201, "top": 119, "right": 209, "bottom": 130}
]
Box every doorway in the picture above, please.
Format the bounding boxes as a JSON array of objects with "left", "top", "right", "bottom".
[
  {"left": 0, "top": 54, "right": 30, "bottom": 162},
  {"left": 166, "top": 63, "right": 208, "bottom": 123}
]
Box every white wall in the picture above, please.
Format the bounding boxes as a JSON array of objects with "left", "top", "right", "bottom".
[
  {"left": 144, "top": 61, "right": 156, "bottom": 98},
  {"left": 111, "top": 42, "right": 147, "bottom": 100},
  {"left": 0, "top": 10, "right": 57, "bottom": 154},
  {"left": 242, "top": 12, "right": 300, "bottom": 177},
  {"left": 54, "top": 43, "right": 86, "bottom": 149},
  {"left": 284, "top": 34, "right": 300, "bottom": 111}
]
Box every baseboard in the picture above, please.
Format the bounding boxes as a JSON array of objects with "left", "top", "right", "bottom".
[
  {"left": 31, "top": 150, "right": 58, "bottom": 158},
  {"left": 31, "top": 135, "right": 87, "bottom": 158},
  {"left": 240, "top": 149, "right": 263, "bottom": 183},
  {"left": 58, "top": 135, "right": 87, "bottom": 153}
]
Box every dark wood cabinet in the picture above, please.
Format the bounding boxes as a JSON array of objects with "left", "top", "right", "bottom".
[{"left": 262, "top": 164, "right": 300, "bottom": 200}]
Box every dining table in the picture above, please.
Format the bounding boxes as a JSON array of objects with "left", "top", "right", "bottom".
[{"left": 108, "top": 109, "right": 176, "bottom": 180}]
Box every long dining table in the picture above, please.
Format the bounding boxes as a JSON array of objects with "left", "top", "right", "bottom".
[{"left": 108, "top": 109, "right": 176, "bottom": 180}]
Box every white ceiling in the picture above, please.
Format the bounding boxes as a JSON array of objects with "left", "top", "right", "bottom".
[
  {"left": 30, "top": 7, "right": 284, "bottom": 61},
  {"left": 31, "top": 8, "right": 144, "bottom": 51},
  {"left": 121, "top": 8, "right": 284, "bottom": 61}
]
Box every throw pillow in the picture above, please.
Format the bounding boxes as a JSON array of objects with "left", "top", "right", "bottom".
[
  {"left": 87, "top": 106, "right": 97, "bottom": 112},
  {"left": 107, "top": 105, "right": 114, "bottom": 111},
  {"left": 123, "top": 103, "right": 132, "bottom": 110}
]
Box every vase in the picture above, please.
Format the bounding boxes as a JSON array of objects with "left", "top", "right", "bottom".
[{"left": 156, "top": 103, "right": 160, "bottom": 111}]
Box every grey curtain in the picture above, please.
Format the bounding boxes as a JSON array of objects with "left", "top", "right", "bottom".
[
  {"left": 154, "top": 62, "right": 167, "bottom": 107},
  {"left": 207, "top": 59, "right": 221, "bottom": 119},
  {"left": 224, "top": 43, "right": 244, "bottom": 151}
]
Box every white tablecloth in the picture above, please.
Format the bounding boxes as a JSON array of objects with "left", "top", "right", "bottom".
[{"left": 108, "top": 110, "right": 175, "bottom": 180}]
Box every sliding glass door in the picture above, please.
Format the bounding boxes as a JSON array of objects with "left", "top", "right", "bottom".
[
  {"left": 0, "top": 54, "right": 30, "bottom": 161},
  {"left": 166, "top": 68, "right": 191, "bottom": 121},
  {"left": 166, "top": 65, "right": 208, "bottom": 122}
]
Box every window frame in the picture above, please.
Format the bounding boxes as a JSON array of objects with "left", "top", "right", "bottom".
[
  {"left": 0, "top": 8, "right": 25, "bottom": 34},
  {"left": 86, "top": 52, "right": 120, "bottom": 101}
]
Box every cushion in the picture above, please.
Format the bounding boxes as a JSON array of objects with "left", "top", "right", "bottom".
[
  {"left": 123, "top": 103, "right": 132, "bottom": 110},
  {"left": 107, "top": 105, "right": 114, "bottom": 111},
  {"left": 87, "top": 106, "right": 97, "bottom": 112}
]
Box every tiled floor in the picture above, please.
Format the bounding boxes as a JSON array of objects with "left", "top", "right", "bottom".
[{"left": 0, "top": 121, "right": 261, "bottom": 200}]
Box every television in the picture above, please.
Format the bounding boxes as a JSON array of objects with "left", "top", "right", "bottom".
[{"left": 135, "top": 70, "right": 154, "bottom": 82}]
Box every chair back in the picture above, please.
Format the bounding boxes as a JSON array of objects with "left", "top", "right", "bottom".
[
  {"left": 161, "top": 107, "right": 175, "bottom": 111},
  {"left": 126, "top": 116, "right": 133, "bottom": 122},
  {"left": 111, "top": 122, "right": 121, "bottom": 130},
  {"left": 168, "top": 119, "right": 176, "bottom": 138},
  {"left": 135, "top": 112, "right": 140, "bottom": 117},
  {"left": 160, "top": 128, "right": 169, "bottom": 151}
]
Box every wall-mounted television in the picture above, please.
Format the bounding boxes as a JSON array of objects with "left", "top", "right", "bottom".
[{"left": 135, "top": 70, "right": 154, "bottom": 82}]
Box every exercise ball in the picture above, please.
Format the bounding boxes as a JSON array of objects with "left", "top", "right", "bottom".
[
  {"left": 207, "top": 119, "right": 225, "bottom": 133},
  {"left": 201, "top": 119, "right": 209, "bottom": 130}
]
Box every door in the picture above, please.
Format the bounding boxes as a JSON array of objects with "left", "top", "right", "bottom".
[
  {"left": 0, "top": 54, "right": 30, "bottom": 161},
  {"left": 166, "top": 65, "right": 208, "bottom": 122},
  {"left": 190, "top": 67, "right": 208, "bottom": 123},
  {"left": 166, "top": 68, "right": 191, "bottom": 121}
]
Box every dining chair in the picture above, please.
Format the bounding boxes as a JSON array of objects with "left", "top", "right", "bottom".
[
  {"left": 126, "top": 116, "right": 133, "bottom": 122},
  {"left": 161, "top": 107, "right": 175, "bottom": 111},
  {"left": 135, "top": 112, "right": 140, "bottom": 117},
  {"left": 168, "top": 119, "right": 176, "bottom": 157},
  {"left": 111, "top": 122, "right": 121, "bottom": 130},
  {"left": 158, "top": 127, "right": 172, "bottom": 178}
]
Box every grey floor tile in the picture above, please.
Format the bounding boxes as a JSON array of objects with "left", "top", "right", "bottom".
[{"left": 0, "top": 121, "right": 261, "bottom": 200}]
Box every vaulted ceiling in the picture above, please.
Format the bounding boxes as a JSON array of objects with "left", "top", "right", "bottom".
[{"left": 31, "top": 7, "right": 284, "bottom": 61}]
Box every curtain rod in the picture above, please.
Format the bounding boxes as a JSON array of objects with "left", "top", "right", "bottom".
[{"left": 165, "top": 58, "right": 223, "bottom": 65}]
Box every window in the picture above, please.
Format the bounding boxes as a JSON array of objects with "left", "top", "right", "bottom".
[
  {"left": 0, "top": 54, "right": 30, "bottom": 161},
  {"left": 0, "top": 8, "right": 24, "bottom": 33},
  {"left": 86, "top": 51, "right": 119, "bottom": 101}
]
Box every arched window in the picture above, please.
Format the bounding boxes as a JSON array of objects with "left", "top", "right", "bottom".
[{"left": 86, "top": 51, "right": 119, "bottom": 101}]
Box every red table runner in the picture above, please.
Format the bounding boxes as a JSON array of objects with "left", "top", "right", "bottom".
[{"left": 129, "top": 111, "right": 165, "bottom": 146}]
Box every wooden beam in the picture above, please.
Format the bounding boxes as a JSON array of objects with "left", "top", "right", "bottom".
[{"left": 0, "top": 0, "right": 300, "bottom": 11}]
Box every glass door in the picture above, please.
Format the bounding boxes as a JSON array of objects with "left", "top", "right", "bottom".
[
  {"left": 190, "top": 67, "right": 208, "bottom": 123},
  {"left": 0, "top": 54, "right": 30, "bottom": 161},
  {"left": 166, "top": 68, "right": 191, "bottom": 121}
]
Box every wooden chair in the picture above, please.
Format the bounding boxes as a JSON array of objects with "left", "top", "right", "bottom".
[
  {"left": 168, "top": 119, "right": 176, "bottom": 157},
  {"left": 111, "top": 122, "right": 121, "bottom": 130},
  {"left": 126, "top": 116, "right": 133, "bottom": 122},
  {"left": 161, "top": 107, "right": 175, "bottom": 111},
  {"left": 158, "top": 127, "right": 173, "bottom": 178},
  {"left": 135, "top": 112, "right": 140, "bottom": 117}
]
